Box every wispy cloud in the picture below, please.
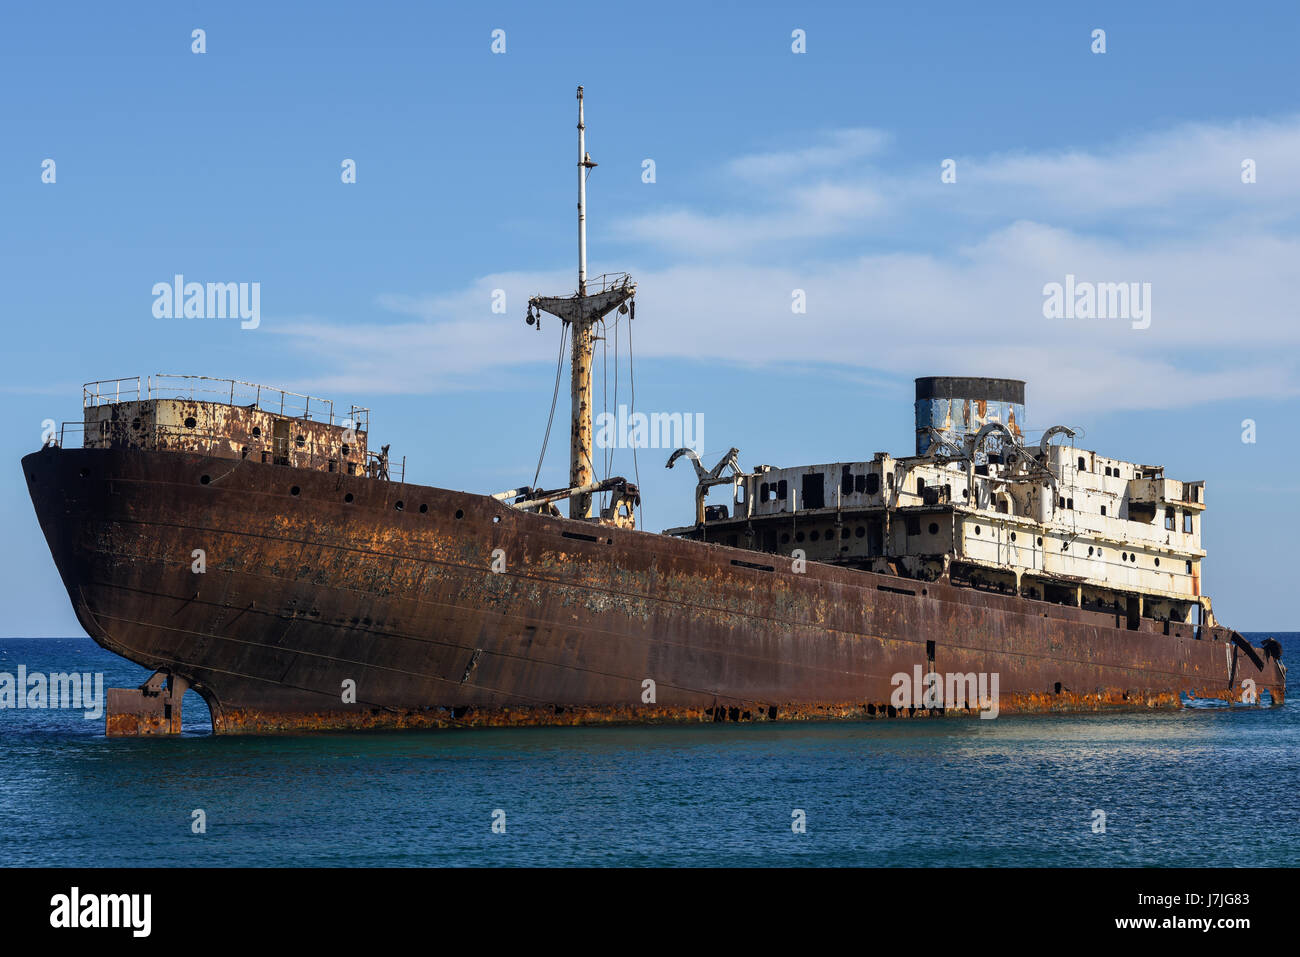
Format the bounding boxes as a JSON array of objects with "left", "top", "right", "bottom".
[
  {"left": 970, "top": 116, "right": 1300, "bottom": 218},
  {"left": 614, "top": 128, "right": 892, "bottom": 255},
  {"left": 620, "top": 114, "right": 1300, "bottom": 257},
  {"left": 617, "top": 187, "right": 886, "bottom": 256},
  {"left": 724, "top": 128, "right": 891, "bottom": 181}
]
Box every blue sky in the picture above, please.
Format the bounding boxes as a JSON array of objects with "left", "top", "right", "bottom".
[{"left": 3, "top": 0, "right": 1299, "bottom": 633}]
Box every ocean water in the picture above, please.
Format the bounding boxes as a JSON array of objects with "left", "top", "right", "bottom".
[{"left": 1, "top": 635, "right": 1295, "bottom": 867}]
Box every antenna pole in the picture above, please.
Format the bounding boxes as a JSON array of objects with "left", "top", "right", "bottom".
[{"left": 577, "top": 85, "right": 588, "bottom": 297}]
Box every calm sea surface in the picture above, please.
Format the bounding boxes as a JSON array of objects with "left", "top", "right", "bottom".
[{"left": 1, "top": 635, "right": 1296, "bottom": 867}]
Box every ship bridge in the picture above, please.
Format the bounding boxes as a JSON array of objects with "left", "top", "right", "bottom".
[{"left": 666, "top": 376, "right": 1213, "bottom": 630}]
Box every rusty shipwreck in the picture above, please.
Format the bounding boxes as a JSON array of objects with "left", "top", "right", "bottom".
[{"left": 22, "top": 88, "right": 1285, "bottom": 734}]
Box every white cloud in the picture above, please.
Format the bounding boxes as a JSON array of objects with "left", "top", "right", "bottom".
[
  {"left": 619, "top": 114, "right": 1300, "bottom": 258},
  {"left": 617, "top": 187, "right": 887, "bottom": 256},
  {"left": 969, "top": 116, "right": 1300, "bottom": 217},
  {"left": 614, "top": 128, "right": 892, "bottom": 255},
  {"left": 725, "top": 128, "right": 891, "bottom": 181}
]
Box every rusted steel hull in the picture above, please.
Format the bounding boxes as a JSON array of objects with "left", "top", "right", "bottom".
[{"left": 21, "top": 445, "right": 1285, "bottom": 735}]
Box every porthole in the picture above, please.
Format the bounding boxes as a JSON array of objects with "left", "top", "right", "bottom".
[
  {"left": 810, "top": 530, "right": 820, "bottom": 542},
  {"left": 855, "top": 526, "right": 865, "bottom": 538},
  {"left": 1122, "top": 552, "right": 1128, "bottom": 561},
  {"left": 974, "top": 525, "right": 981, "bottom": 535},
  {"left": 795, "top": 532, "right": 805, "bottom": 543},
  {"left": 394, "top": 500, "right": 404, "bottom": 511},
  {"left": 1088, "top": 546, "right": 1094, "bottom": 556},
  {"left": 252, "top": 426, "right": 262, "bottom": 438},
  {"left": 492, "top": 515, "right": 501, "bottom": 524},
  {"left": 1010, "top": 531, "right": 1017, "bottom": 542},
  {"left": 1130, "top": 553, "right": 1137, "bottom": 563},
  {"left": 199, "top": 474, "right": 211, "bottom": 485},
  {"left": 184, "top": 416, "right": 196, "bottom": 429},
  {"left": 1036, "top": 537, "right": 1043, "bottom": 546},
  {"left": 1154, "top": 558, "right": 1160, "bottom": 567},
  {"left": 344, "top": 492, "right": 354, "bottom": 503},
  {"left": 295, "top": 434, "right": 306, "bottom": 448},
  {"left": 290, "top": 486, "right": 300, "bottom": 496},
  {"left": 341, "top": 444, "right": 351, "bottom": 457},
  {"left": 455, "top": 509, "right": 465, "bottom": 519},
  {"left": 928, "top": 523, "right": 939, "bottom": 535},
  {"left": 418, "top": 503, "right": 428, "bottom": 514}
]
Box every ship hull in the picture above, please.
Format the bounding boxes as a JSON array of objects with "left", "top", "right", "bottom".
[{"left": 21, "top": 445, "right": 1286, "bottom": 733}]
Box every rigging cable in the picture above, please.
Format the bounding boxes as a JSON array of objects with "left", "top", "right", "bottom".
[
  {"left": 628, "top": 298, "right": 642, "bottom": 528},
  {"left": 599, "top": 316, "right": 609, "bottom": 513},
  {"left": 609, "top": 309, "right": 621, "bottom": 511},
  {"left": 532, "top": 320, "right": 570, "bottom": 491}
]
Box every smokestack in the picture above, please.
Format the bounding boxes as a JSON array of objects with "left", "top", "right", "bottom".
[{"left": 914, "top": 376, "right": 1025, "bottom": 457}]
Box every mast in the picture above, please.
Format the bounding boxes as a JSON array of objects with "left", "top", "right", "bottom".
[
  {"left": 529, "top": 86, "right": 636, "bottom": 522},
  {"left": 570, "top": 86, "right": 595, "bottom": 519}
]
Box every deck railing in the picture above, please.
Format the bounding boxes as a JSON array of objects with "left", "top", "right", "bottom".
[{"left": 82, "top": 375, "right": 369, "bottom": 434}]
